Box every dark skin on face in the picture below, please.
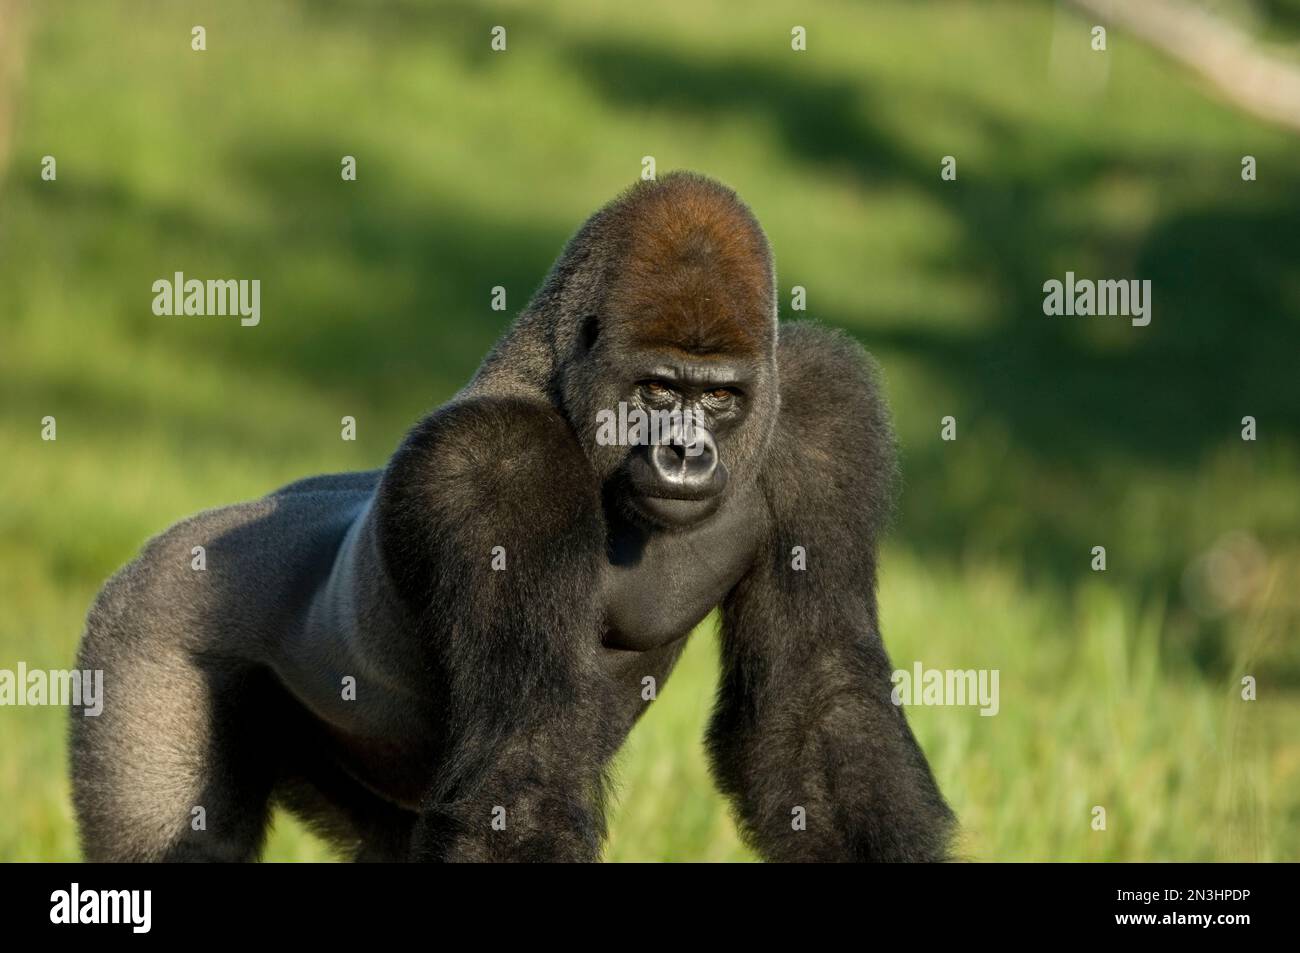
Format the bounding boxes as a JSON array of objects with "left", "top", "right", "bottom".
[{"left": 618, "top": 349, "right": 756, "bottom": 528}]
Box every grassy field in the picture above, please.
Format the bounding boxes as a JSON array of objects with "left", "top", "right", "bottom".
[{"left": 1, "top": 0, "right": 1298, "bottom": 861}]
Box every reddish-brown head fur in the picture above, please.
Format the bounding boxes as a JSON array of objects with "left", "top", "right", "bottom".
[{"left": 603, "top": 173, "right": 775, "bottom": 359}]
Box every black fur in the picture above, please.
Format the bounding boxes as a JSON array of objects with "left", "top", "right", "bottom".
[{"left": 70, "top": 173, "right": 954, "bottom": 862}]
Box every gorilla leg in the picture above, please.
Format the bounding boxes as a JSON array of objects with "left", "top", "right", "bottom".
[
  {"left": 271, "top": 771, "right": 417, "bottom": 862},
  {"left": 71, "top": 631, "right": 276, "bottom": 862}
]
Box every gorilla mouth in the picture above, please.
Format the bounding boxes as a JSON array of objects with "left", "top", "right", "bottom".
[
  {"left": 624, "top": 451, "right": 729, "bottom": 501},
  {"left": 638, "top": 485, "right": 720, "bottom": 502},
  {"left": 621, "top": 444, "right": 729, "bottom": 527},
  {"left": 629, "top": 491, "right": 723, "bottom": 528}
]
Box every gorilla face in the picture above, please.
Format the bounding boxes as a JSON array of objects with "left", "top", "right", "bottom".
[
  {"left": 616, "top": 350, "right": 755, "bottom": 527},
  {"left": 566, "top": 322, "right": 777, "bottom": 532}
]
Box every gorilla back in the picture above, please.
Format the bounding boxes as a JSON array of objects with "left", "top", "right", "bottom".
[{"left": 71, "top": 172, "right": 955, "bottom": 862}]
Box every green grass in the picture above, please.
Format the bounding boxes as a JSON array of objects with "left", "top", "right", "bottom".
[{"left": 2, "top": 0, "right": 1298, "bottom": 861}]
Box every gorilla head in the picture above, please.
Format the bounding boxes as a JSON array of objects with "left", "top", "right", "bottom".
[{"left": 542, "top": 173, "right": 780, "bottom": 529}]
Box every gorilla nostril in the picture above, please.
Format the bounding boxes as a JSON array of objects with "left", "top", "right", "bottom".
[
  {"left": 652, "top": 442, "right": 688, "bottom": 475},
  {"left": 649, "top": 431, "right": 718, "bottom": 492}
]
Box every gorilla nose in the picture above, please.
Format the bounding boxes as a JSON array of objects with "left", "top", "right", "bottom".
[{"left": 648, "top": 428, "right": 720, "bottom": 497}]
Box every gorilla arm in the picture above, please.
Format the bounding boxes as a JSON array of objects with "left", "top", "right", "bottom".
[
  {"left": 376, "top": 397, "right": 623, "bottom": 861},
  {"left": 706, "top": 324, "right": 955, "bottom": 862}
]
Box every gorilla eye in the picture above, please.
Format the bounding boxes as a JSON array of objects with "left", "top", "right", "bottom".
[
  {"left": 643, "top": 380, "right": 671, "bottom": 397},
  {"left": 709, "top": 388, "right": 733, "bottom": 402}
]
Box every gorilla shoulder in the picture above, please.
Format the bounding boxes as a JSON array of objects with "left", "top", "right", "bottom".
[
  {"left": 375, "top": 396, "right": 606, "bottom": 614},
  {"left": 765, "top": 321, "right": 898, "bottom": 544}
]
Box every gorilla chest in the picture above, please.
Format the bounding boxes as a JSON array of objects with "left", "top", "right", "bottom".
[{"left": 600, "top": 491, "right": 765, "bottom": 652}]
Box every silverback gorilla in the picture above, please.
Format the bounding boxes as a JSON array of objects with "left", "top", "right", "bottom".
[{"left": 71, "top": 172, "right": 954, "bottom": 862}]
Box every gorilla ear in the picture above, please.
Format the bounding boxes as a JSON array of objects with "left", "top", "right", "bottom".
[{"left": 580, "top": 314, "right": 601, "bottom": 351}]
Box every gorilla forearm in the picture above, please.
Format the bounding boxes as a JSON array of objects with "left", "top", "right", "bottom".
[
  {"left": 411, "top": 719, "right": 613, "bottom": 862},
  {"left": 707, "top": 324, "right": 955, "bottom": 862},
  {"left": 378, "top": 397, "right": 625, "bottom": 861},
  {"left": 710, "top": 587, "right": 955, "bottom": 861}
]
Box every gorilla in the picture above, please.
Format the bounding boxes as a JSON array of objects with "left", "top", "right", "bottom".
[{"left": 70, "top": 172, "right": 954, "bottom": 862}]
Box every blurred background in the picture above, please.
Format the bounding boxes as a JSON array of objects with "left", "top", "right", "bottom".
[{"left": 1, "top": 0, "right": 1298, "bottom": 861}]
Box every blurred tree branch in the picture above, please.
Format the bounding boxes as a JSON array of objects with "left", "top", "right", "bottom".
[{"left": 1066, "top": 0, "right": 1300, "bottom": 132}]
